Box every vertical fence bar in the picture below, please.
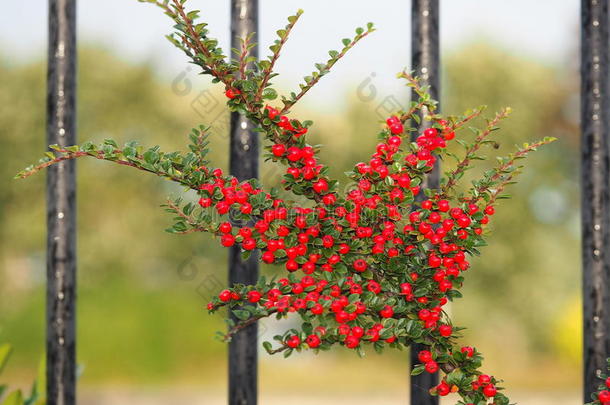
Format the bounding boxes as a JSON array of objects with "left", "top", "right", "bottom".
[
  {"left": 46, "top": 1, "right": 77, "bottom": 404},
  {"left": 581, "top": 0, "right": 610, "bottom": 402},
  {"left": 228, "top": 1, "right": 259, "bottom": 404},
  {"left": 409, "top": 0, "right": 440, "bottom": 404}
]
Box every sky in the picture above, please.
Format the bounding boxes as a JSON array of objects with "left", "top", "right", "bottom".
[{"left": 0, "top": 0, "right": 579, "bottom": 109}]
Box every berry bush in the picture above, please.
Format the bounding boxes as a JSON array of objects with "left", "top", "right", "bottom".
[{"left": 17, "top": 1, "right": 559, "bottom": 404}]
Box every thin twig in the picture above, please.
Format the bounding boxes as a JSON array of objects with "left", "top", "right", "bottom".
[
  {"left": 440, "top": 108, "right": 511, "bottom": 196},
  {"left": 254, "top": 10, "right": 303, "bottom": 103}
]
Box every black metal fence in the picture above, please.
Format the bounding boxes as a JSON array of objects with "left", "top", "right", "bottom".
[{"left": 44, "top": 1, "right": 609, "bottom": 404}]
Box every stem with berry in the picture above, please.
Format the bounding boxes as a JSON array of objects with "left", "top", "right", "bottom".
[{"left": 18, "top": 2, "right": 558, "bottom": 404}]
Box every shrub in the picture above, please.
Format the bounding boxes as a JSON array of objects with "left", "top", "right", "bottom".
[{"left": 18, "top": 1, "right": 556, "bottom": 403}]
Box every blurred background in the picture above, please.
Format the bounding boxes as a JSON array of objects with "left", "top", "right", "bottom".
[{"left": 0, "top": 0, "right": 581, "bottom": 404}]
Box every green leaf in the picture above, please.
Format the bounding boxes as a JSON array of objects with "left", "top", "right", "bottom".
[
  {"left": 411, "top": 364, "right": 425, "bottom": 376},
  {"left": 0, "top": 344, "right": 12, "bottom": 374},
  {"left": 143, "top": 149, "right": 159, "bottom": 165},
  {"left": 232, "top": 309, "right": 250, "bottom": 321},
  {"left": 1, "top": 390, "right": 24, "bottom": 405},
  {"left": 262, "top": 88, "right": 278, "bottom": 100},
  {"left": 34, "top": 356, "right": 46, "bottom": 404}
]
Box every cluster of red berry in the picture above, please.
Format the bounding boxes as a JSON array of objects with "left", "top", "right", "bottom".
[
  {"left": 201, "top": 87, "right": 510, "bottom": 402},
  {"left": 21, "top": 3, "right": 557, "bottom": 403}
]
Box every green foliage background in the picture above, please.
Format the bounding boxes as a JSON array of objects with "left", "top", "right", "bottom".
[{"left": 0, "top": 42, "right": 580, "bottom": 397}]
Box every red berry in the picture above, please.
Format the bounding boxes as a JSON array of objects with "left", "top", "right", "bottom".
[
  {"left": 421, "top": 200, "right": 433, "bottom": 210},
  {"left": 286, "top": 147, "right": 302, "bottom": 162},
  {"left": 310, "top": 303, "right": 324, "bottom": 315},
  {"left": 349, "top": 326, "right": 363, "bottom": 338},
  {"left": 478, "top": 374, "right": 491, "bottom": 385},
  {"left": 285, "top": 260, "right": 299, "bottom": 272},
  {"left": 365, "top": 328, "right": 379, "bottom": 342},
  {"left": 218, "top": 289, "right": 231, "bottom": 302},
  {"left": 247, "top": 291, "right": 262, "bottom": 303},
  {"left": 338, "top": 243, "right": 350, "bottom": 254},
  {"left": 271, "top": 144, "right": 286, "bottom": 157},
  {"left": 389, "top": 122, "right": 404, "bottom": 135},
  {"left": 286, "top": 335, "right": 300, "bottom": 348},
  {"left": 198, "top": 197, "right": 212, "bottom": 207},
  {"left": 380, "top": 305, "right": 394, "bottom": 318},
  {"left": 225, "top": 88, "right": 240, "bottom": 99},
  {"left": 484, "top": 206, "right": 496, "bottom": 215},
  {"left": 352, "top": 259, "right": 368, "bottom": 272},
  {"left": 599, "top": 390, "right": 610, "bottom": 402},
  {"left": 386, "top": 116, "right": 400, "bottom": 125},
  {"left": 461, "top": 346, "right": 474, "bottom": 358},
  {"left": 418, "top": 350, "right": 433, "bottom": 363},
  {"left": 242, "top": 238, "right": 256, "bottom": 250},
  {"left": 287, "top": 167, "right": 300, "bottom": 178},
  {"left": 322, "top": 194, "right": 337, "bottom": 206},
  {"left": 418, "top": 309, "right": 431, "bottom": 321},
  {"left": 606, "top": 377, "right": 610, "bottom": 388},
  {"left": 397, "top": 174, "right": 411, "bottom": 188},
  {"left": 219, "top": 222, "right": 232, "bottom": 234},
  {"left": 437, "top": 199, "right": 450, "bottom": 212},
  {"left": 305, "top": 334, "right": 321, "bottom": 348},
  {"left": 345, "top": 335, "right": 360, "bottom": 348},
  {"left": 265, "top": 105, "right": 279, "bottom": 119},
  {"left": 313, "top": 178, "right": 329, "bottom": 194},
  {"left": 438, "top": 324, "right": 452, "bottom": 337},
  {"left": 425, "top": 361, "right": 438, "bottom": 373},
  {"left": 428, "top": 254, "right": 441, "bottom": 268},
  {"left": 457, "top": 215, "right": 471, "bottom": 228},
  {"left": 221, "top": 234, "right": 235, "bottom": 247},
  {"left": 394, "top": 281, "right": 410, "bottom": 293},
  {"left": 483, "top": 384, "right": 497, "bottom": 398},
  {"left": 278, "top": 115, "right": 293, "bottom": 130},
  {"left": 423, "top": 128, "right": 438, "bottom": 137},
  {"left": 437, "top": 381, "right": 450, "bottom": 396},
  {"left": 262, "top": 251, "right": 275, "bottom": 264},
  {"left": 388, "top": 135, "right": 402, "bottom": 147}
]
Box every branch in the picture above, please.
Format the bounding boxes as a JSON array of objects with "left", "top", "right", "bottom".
[
  {"left": 254, "top": 10, "right": 304, "bottom": 103},
  {"left": 451, "top": 107, "right": 485, "bottom": 132},
  {"left": 160, "top": 0, "right": 234, "bottom": 86},
  {"left": 471, "top": 137, "right": 557, "bottom": 204},
  {"left": 396, "top": 71, "right": 438, "bottom": 123},
  {"left": 16, "top": 142, "right": 197, "bottom": 189},
  {"left": 237, "top": 34, "right": 255, "bottom": 81},
  {"left": 225, "top": 310, "right": 276, "bottom": 340},
  {"left": 440, "top": 108, "right": 512, "bottom": 196},
  {"left": 164, "top": 198, "right": 215, "bottom": 234}
]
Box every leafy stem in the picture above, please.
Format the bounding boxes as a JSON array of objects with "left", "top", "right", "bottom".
[
  {"left": 441, "top": 108, "right": 512, "bottom": 196},
  {"left": 254, "top": 10, "right": 304, "bottom": 103}
]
